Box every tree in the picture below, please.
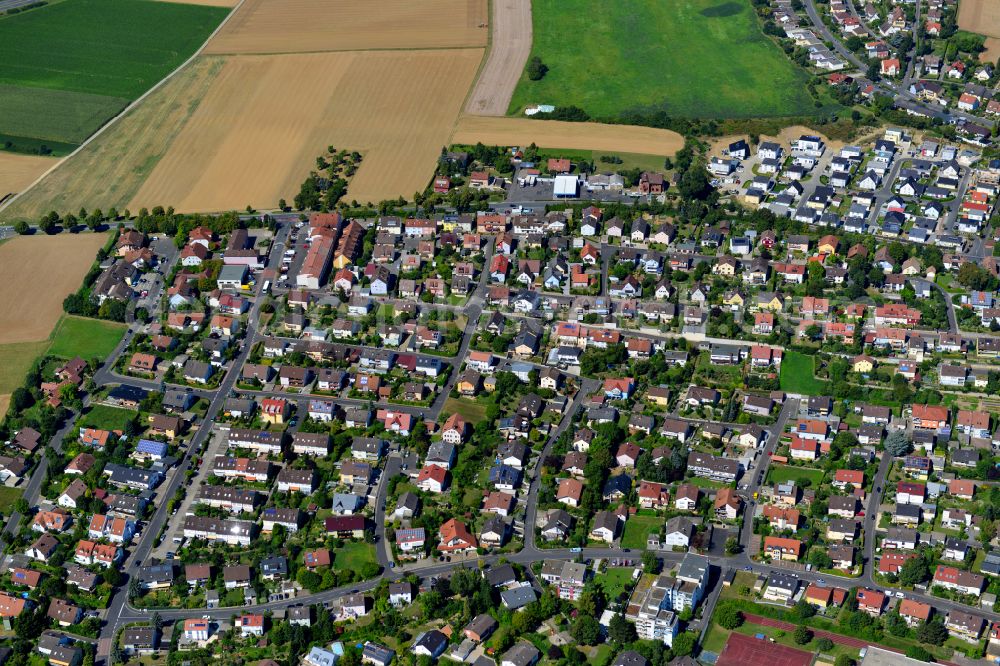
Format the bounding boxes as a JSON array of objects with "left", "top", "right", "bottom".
[
  {"left": 13, "top": 220, "right": 29, "bottom": 235},
  {"left": 716, "top": 605, "right": 744, "bottom": 630},
  {"left": 834, "top": 656, "right": 855, "bottom": 666},
  {"left": 642, "top": 550, "right": 661, "bottom": 573},
  {"left": 608, "top": 612, "right": 637, "bottom": 644},
  {"left": 571, "top": 615, "right": 601, "bottom": 645},
  {"left": 724, "top": 536, "right": 741, "bottom": 555},
  {"left": 904, "top": 646, "right": 932, "bottom": 662},
  {"left": 915, "top": 617, "right": 948, "bottom": 646},
  {"left": 671, "top": 632, "right": 697, "bottom": 657},
  {"left": 884, "top": 429, "right": 912, "bottom": 457},
  {"left": 898, "top": 555, "right": 929, "bottom": 586},
  {"left": 816, "top": 638, "right": 834, "bottom": 652},
  {"left": 793, "top": 625, "right": 814, "bottom": 645},
  {"left": 793, "top": 598, "right": 816, "bottom": 619},
  {"left": 527, "top": 56, "right": 548, "bottom": 81}
]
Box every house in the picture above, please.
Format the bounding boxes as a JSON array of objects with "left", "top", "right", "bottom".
[
  {"left": 501, "top": 642, "right": 540, "bottom": 666},
  {"left": 714, "top": 488, "right": 742, "bottom": 520},
  {"left": 674, "top": 484, "right": 699, "bottom": 511},
  {"left": 762, "top": 572, "right": 799, "bottom": 603},
  {"left": 464, "top": 614, "right": 498, "bottom": 643},
  {"left": 932, "top": 566, "right": 985, "bottom": 596},
  {"left": 947, "top": 610, "right": 986, "bottom": 642},
  {"left": 590, "top": 511, "right": 621, "bottom": 543},
  {"left": 439, "top": 518, "right": 477, "bottom": 552},
  {"left": 763, "top": 536, "right": 803, "bottom": 561},
  {"left": 857, "top": 588, "right": 886, "bottom": 616}
]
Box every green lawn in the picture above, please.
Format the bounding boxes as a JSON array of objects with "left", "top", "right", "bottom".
[
  {"left": 0, "top": 487, "right": 24, "bottom": 507},
  {"left": 509, "top": 0, "right": 817, "bottom": 119},
  {"left": 0, "top": 0, "right": 227, "bottom": 150},
  {"left": 46, "top": 316, "right": 126, "bottom": 361},
  {"left": 334, "top": 542, "right": 377, "bottom": 572},
  {"left": 592, "top": 567, "right": 636, "bottom": 601},
  {"left": 766, "top": 465, "right": 825, "bottom": 486},
  {"left": 80, "top": 404, "right": 135, "bottom": 431},
  {"left": 441, "top": 397, "right": 488, "bottom": 425},
  {"left": 621, "top": 514, "right": 663, "bottom": 549},
  {"left": 779, "top": 350, "right": 830, "bottom": 395}
]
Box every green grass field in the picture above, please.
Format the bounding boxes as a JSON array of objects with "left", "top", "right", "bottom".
[
  {"left": 766, "top": 465, "right": 825, "bottom": 486},
  {"left": 592, "top": 567, "right": 636, "bottom": 601},
  {"left": 0, "top": 0, "right": 227, "bottom": 151},
  {"left": 441, "top": 397, "right": 488, "bottom": 425},
  {"left": 779, "top": 350, "right": 830, "bottom": 395},
  {"left": 47, "top": 316, "right": 126, "bottom": 361},
  {"left": 509, "top": 0, "right": 816, "bottom": 119},
  {"left": 334, "top": 542, "right": 377, "bottom": 572},
  {"left": 621, "top": 514, "right": 663, "bottom": 549},
  {"left": 80, "top": 404, "right": 135, "bottom": 431}
]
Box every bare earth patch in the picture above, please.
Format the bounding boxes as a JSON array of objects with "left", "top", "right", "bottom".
[
  {"left": 131, "top": 50, "right": 483, "bottom": 211},
  {"left": 451, "top": 115, "right": 685, "bottom": 155},
  {"left": 203, "top": 0, "right": 487, "bottom": 54},
  {"left": 0, "top": 233, "right": 108, "bottom": 344},
  {"left": 0, "top": 152, "right": 59, "bottom": 201}
]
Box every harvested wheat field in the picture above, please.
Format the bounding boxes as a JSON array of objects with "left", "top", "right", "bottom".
[
  {"left": 452, "top": 116, "right": 685, "bottom": 155},
  {"left": 0, "top": 59, "right": 223, "bottom": 222},
  {"left": 0, "top": 152, "right": 59, "bottom": 201},
  {"left": 204, "top": 0, "right": 487, "bottom": 54},
  {"left": 132, "top": 49, "right": 483, "bottom": 211},
  {"left": 0, "top": 395, "right": 9, "bottom": 420},
  {"left": 0, "top": 233, "right": 107, "bottom": 344},
  {"left": 958, "top": 0, "right": 1000, "bottom": 38}
]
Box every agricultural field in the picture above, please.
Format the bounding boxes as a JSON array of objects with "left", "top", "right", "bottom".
[
  {"left": 508, "top": 0, "right": 815, "bottom": 119},
  {"left": 0, "top": 59, "right": 223, "bottom": 221},
  {"left": 957, "top": 0, "right": 1000, "bottom": 61},
  {"left": 0, "top": 233, "right": 108, "bottom": 344},
  {"left": 779, "top": 350, "right": 830, "bottom": 396},
  {"left": 46, "top": 316, "right": 126, "bottom": 361},
  {"left": 0, "top": 0, "right": 227, "bottom": 153},
  {"left": 130, "top": 49, "right": 483, "bottom": 211},
  {"left": 203, "top": 0, "right": 487, "bottom": 54},
  {"left": 452, "top": 116, "right": 685, "bottom": 156},
  {"left": 0, "top": 151, "right": 57, "bottom": 199}
]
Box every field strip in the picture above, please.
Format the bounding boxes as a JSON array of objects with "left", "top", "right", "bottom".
[
  {"left": 0, "top": 0, "right": 244, "bottom": 218},
  {"left": 464, "top": 0, "right": 532, "bottom": 116},
  {"left": 451, "top": 115, "right": 685, "bottom": 155},
  {"left": 0, "top": 233, "right": 108, "bottom": 344},
  {"left": 153, "top": 0, "right": 237, "bottom": 6},
  {"left": 202, "top": 0, "right": 488, "bottom": 55},
  {"left": 0, "top": 152, "right": 60, "bottom": 202}
]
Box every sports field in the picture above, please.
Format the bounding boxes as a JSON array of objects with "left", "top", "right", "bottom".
[
  {"left": 130, "top": 49, "right": 483, "bottom": 211},
  {"left": 0, "top": 233, "right": 108, "bottom": 344},
  {"left": 0, "top": 0, "right": 227, "bottom": 152},
  {"left": 509, "top": 0, "right": 814, "bottom": 119}
]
